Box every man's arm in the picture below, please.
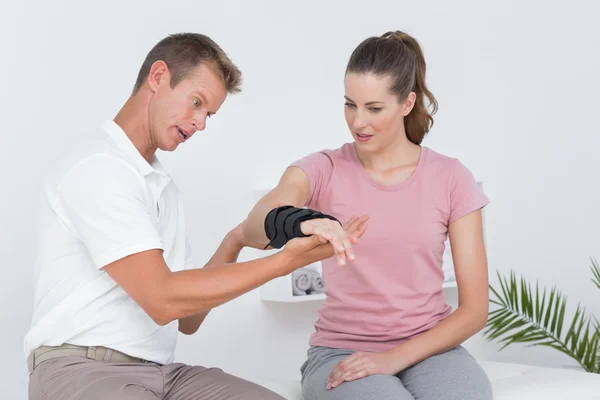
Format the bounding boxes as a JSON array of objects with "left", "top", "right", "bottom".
[
  {"left": 177, "top": 229, "right": 244, "bottom": 335},
  {"left": 103, "top": 231, "right": 333, "bottom": 327},
  {"left": 54, "top": 156, "right": 340, "bottom": 332}
]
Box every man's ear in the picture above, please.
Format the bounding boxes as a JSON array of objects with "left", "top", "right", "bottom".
[{"left": 147, "top": 60, "right": 170, "bottom": 93}]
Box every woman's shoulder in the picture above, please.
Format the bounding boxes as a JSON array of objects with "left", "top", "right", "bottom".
[
  {"left": 294, "top": 143, "right": 355, "bottom": 166},
  {"left": 422, "top": 147, "right": 489, "bottom": 220},
  {"left": 422, "top": 146, "right": 473, "bottom": 177},
  {"left": 312, "top": 142, "right": 354, "bottom": 158},
  {"left": 423, "top": 146, "right": 458, "bottom": 165},
  {"left": 421, "top": 146, "right": 484, "bottom": 199}
]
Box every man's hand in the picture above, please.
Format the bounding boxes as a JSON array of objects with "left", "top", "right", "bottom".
[
  {"left": 284, "top": 215, "right": 368, "bottom": 266},
  {"left": 327, "top": 350, "right": 401, "bottom": 389}
]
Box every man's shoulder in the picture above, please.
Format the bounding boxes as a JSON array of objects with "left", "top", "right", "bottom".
[{"left": 44, "top": 126, "right": 140, "bottom": 193}]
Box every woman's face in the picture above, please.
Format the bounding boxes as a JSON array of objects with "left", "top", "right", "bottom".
[{"left": 343, "top": 72, "right": 414, "bottom": 153}]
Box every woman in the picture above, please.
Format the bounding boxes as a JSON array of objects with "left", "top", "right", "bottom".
[{"left": 244, "top": 30, "right": 492, "bottom": 400}]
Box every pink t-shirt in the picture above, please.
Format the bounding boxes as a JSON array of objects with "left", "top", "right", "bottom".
[{"left": 291, "top": 143, "right": 489, "bottom": 352}]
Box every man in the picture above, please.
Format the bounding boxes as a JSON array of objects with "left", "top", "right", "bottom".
[{"left": 24, "top": 33, "right": 366, "bottom": 399}]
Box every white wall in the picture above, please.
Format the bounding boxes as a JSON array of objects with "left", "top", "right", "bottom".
[{"left": 2, "top": 0, "right": 599, "bottom": 397}]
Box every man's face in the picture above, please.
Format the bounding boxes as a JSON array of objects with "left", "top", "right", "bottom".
[{"left": 148, "top": 63, "right": 228, "bottom": 152}]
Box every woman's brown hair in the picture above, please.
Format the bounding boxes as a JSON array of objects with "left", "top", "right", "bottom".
[{"left": 346, "top": 30, "right": 438, "bottom": 145}]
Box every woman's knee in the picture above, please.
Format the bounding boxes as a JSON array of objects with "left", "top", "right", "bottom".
[
  {"left": 399, "top": 346, "right": 493, "bottom": 400},
  {"left": 303, "top": 374, "right": 414, "bottom": 400}
]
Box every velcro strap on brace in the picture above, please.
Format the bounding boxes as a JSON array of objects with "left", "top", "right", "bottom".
[{"left": 264, "top": 206, "right": 340, "bottom": 249}]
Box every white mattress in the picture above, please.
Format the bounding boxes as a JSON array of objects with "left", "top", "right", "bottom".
[{"left": 262, "top": 361, "right": 600, "bottom": 399}]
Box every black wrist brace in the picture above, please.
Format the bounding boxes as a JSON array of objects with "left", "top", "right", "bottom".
[{"left": 263, "top": 205, "right": 340, "bottom": 249}]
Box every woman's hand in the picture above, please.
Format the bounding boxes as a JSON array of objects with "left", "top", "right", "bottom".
[
  {"left": 327, "top": 351, "right": 401, "bottom": 389},
  {"left": 300, "top": 215, "right": 364, "bottom": 265},
  {"left": 231, "top": 214, "right": 368, "bottom": 276},
  {"left": 232, "top": 214, "right": 369, "bottom": 255},
  {"left": 285, "top": 215, "right": 369, "bottom": 258}
]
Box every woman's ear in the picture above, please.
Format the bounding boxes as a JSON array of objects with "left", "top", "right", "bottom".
[{"left": 402, "top": 92, "right": 417, "bottom": 116}]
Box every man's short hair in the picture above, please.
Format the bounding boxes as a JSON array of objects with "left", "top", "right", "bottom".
[{"left": 133, "top": 32, "right": 242, "bottom": 94}]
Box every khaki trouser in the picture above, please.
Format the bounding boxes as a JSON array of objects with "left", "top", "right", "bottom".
[{"left": 28, "top": 343, "right": 284, "bottom": 400}]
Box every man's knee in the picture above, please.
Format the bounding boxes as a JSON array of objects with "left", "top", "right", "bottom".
[{"left": 165, "top": 364, "right": 285, "bottom": 400}]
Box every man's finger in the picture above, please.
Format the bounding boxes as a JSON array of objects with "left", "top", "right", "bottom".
[
  {"left": 312, "top": 234, "right": 328, "bottom": 246},
  {"left": 295, "top": 234, "right": 327, "bottom": 252}
]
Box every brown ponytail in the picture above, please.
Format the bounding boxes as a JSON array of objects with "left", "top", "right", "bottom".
[{"left": 346, "top": 30, "right": 438, "bottom": 145}]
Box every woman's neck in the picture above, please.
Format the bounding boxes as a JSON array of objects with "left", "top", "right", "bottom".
[{"left": 354, "top": 134, "right": 421, "bottom": 173}]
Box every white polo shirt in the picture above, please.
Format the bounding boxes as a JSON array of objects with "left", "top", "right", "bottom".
[{"left": 24, "top": 120, "right": 195, "bottom": 365}]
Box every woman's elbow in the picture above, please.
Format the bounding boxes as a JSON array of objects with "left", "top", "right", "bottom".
[
  {"left": 459, "top": 301, "right": 489, "bottom": 333},
  {"left": 469, "top": 304, "right": 489, "bottom": 332},
  {"left": 474, "top": 311, "right": 489, "bottom": 332}
]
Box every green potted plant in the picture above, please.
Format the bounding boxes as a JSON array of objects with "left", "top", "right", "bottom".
[{"left": 483, "top": 258, "right": 600, "bottom": 373}]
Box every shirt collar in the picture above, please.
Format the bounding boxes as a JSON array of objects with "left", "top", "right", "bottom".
[{"left": 102, "top": 120, "right": 167, "bottom": 178}]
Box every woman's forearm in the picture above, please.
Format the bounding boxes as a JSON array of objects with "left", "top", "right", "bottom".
[
  {"left": 202, "top": 230, "right": 244, "bottom": 269},
  {"left": 244, "top": 167, "right": 311, "bottom": 244},
  {"left": 389, "top": 305, "right": 488, "bottom": 372},
  {"left": 245, "top": 201, "right": 275, "bottom": 245}
]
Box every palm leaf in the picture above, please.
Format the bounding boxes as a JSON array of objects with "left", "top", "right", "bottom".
[
  {"left": 484, "top": 269, "right": 600, "bottom": 373},
  {"left": 590, "top": 258, "right": 600, "bottom": 367},
  {"left": 591, "top": 258, "right": 600, "bottom": 290}
]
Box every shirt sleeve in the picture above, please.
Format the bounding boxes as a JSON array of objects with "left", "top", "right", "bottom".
[
  {"left": 448, "top": 159, "right": 490, "bottom": 224},
  {"left": 54, "top": 155, "right": 164, "bottom": 269},
  {"left": 289, "top": 151, "right": 334, "bottom": 208}
]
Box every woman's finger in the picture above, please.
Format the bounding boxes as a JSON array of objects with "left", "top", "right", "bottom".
[
  {"left": 327, "top": 353, "right": 362, "bottom": 384},
  {"left": 309, "top": 225, "right": 333, "bottom": 241},
  {"left": 328, "top": 358, "right": 371, "bottom": 388},
  {"left": 333, "top": 223, "right": 355, "bottom": 260},
  {"left": 340, "top": 366, "right": 372, "bottom": 384}
]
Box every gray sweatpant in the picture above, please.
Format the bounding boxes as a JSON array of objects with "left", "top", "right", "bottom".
[
  {"left": 300, "top": 345, "right": 493, "bottom": 400},
  {"left": 29, "top": 356, "right": 285, "bottom": 400}
]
